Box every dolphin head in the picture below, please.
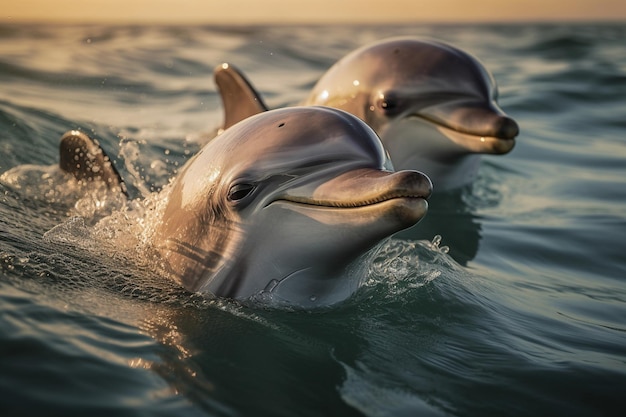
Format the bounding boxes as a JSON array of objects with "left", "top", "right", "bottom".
[
  {"left": 305, "top": 37, "right": 519, "bottom": 189},
  {"left": 153, "top": 106, "right": 432, "bottom": 308}
]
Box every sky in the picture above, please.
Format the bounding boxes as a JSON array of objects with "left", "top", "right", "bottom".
[{"left": 3, "top": 0, "right": 626, "bottom": 24}]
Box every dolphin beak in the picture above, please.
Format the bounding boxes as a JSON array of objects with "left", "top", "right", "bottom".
[
  {"left": 311, "top": 168, "right": 433, "bottom": 204},
  {"left": 417, "top": 100, "right": 519, "bottom": 152},
  {"left": 275, "top": 168, "right": 432, "bottom": 228}
]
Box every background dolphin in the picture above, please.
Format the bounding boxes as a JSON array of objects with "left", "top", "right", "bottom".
[{"left": 214, "top": 37, "right": 519, "bottom": 190}]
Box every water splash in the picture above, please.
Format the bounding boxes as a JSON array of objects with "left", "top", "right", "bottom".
[
  {"left": 0, "top": 163, "right": 127, "bottom": 221},
  {"left": 118, "top": 138, "right": 153, "bottom": 198},
  {"left": 429, "top": 235, "right": 450, "bottom": 254},
  {"left": 43, "top": 216, "right": 93, "bottom": 245},
  {"left": 363, "top": 236, "right": 458, "bottom": 299}
]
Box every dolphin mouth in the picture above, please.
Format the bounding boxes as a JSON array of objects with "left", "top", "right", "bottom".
[
  {"left": 411, "top": 101, "right": 519, "bottom": 155},
  {"left": 275, "top": 191, "right": 428, "bottom": 209},
  {"left": 275, "top": 168, "right": 431, "bottom": 206},
  {"left": 430, "top": 121, "right": 516, "bottom": 154},
  {"left": 407, "top": 114, "right": 517, "bottom": 155}
]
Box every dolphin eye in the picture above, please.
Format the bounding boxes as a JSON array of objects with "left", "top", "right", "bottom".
[
  {"left": 228, "top": 183, "right": 256, "bottom": 202},
  {"left": 381, "top": 100, "right": 396, "bottom": 110},
  {"left": 376, "top": 92, "right": 403, "bottom": 116}
]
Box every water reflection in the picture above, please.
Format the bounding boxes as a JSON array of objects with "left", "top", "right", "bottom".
[{"left": 138, "top": 301, "right": 363, "bottom": 417}]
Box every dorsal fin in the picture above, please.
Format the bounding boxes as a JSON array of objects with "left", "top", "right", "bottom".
[
  {"left": 214, "top": 63, "right": 268, "bottom": 130},
  {"left": 59, "top": 130, "right": 128, "bottom": 197}
]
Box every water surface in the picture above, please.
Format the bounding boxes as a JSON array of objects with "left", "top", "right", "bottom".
[{"left": 1, "top": 23, "right": 625, "bottom": 416}]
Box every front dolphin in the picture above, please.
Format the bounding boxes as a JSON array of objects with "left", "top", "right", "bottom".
[
  {"left": 152, "top": 107, "right": 432, "bottom": 308},
  {"left": 215, "top": 37, "right": 519, "bottom": 191}
]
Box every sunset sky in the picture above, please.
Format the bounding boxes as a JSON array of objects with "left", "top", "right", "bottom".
[{"left": 3, "top": 0, "right": 626, "bottom": 24}]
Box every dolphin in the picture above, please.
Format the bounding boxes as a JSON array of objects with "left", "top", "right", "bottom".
[
  {"left": 214, "top": 37, "right": 519, "bottom": 190},
  {"left": 59, "top": 107, "right": 432, "bottom": 308}
]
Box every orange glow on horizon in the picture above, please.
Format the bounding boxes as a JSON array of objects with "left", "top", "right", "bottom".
[{"left": 2, "top": 0, "right": 626, "bottom": 24}]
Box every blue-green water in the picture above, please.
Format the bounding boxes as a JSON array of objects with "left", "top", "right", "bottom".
[{"left": 1, "top": 23, "right": 625, "bottom": 416}]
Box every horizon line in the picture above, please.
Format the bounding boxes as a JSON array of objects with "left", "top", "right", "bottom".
[{"left": 2, "top": 16, "right": 626, "bottom": 26}]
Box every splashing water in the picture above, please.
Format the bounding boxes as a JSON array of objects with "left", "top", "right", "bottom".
[{"left": 352, "top": 235, "right": 460, "bottom": 308}]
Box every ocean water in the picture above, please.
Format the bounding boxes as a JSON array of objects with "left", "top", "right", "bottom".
[{"left": 1, "top": 22, "right": 625, "bottom": 416}]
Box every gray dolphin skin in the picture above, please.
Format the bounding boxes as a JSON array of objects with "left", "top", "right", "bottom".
[
  {"left": 214, "top": 63, "right": 269, "bottom": 131},
  {"left": 59, "top": 130, "right": 128, "bottom": 196},
  {"left": 215, "top": 37, "right": 519, "bottom": 190},
  {"left": 152, "top": 106, "right": 432, "bottom": 307}
]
